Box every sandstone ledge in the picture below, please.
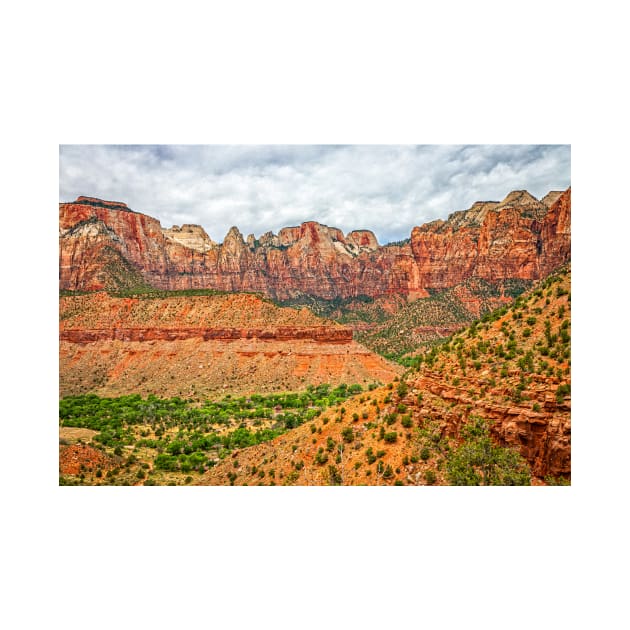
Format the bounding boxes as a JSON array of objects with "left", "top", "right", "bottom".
[{"left": 60, "top": 326, "right": 353, "bottom": 344}]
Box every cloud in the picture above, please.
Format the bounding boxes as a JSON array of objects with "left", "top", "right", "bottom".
[{"left": 59, "top": 144, "right": 570, "bottom": 244}]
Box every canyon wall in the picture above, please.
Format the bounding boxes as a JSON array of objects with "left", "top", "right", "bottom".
[{"left": 59, "top": 188, "right": 571, "bottom": 300}]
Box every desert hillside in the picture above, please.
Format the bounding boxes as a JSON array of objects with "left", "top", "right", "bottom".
[
  {"left": 199, "top": 265, "right": 570, "bottom": 485},
  {"left": 60, "top": 292, "right": 402, "bottom": 398}
]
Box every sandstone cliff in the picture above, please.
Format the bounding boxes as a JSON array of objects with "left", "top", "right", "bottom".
[
  {"left": 59, "top": 187, "right": 570, "bottom": 300},
  {"left": 409, "top": 188, "right": 571, "bottom": 288}
]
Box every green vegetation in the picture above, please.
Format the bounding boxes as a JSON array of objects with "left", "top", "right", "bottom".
[
  {"left": 383, "top": 431, "right": 398, "bottom": 444},
  {"left": 354, "top": 277, "right": 532, "bottom": 361},
  {"left": 59, "top": 383, "right": 365, "bottom": 484},
  {"left": 445, "top": 417, "right": 531, "bottom": 486},
  {"left": 109, "top": 287, "right": 231, "bottom": 299}
]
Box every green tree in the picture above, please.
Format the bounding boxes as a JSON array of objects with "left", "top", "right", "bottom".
[
  {"left": 328, "top": 465, "right": 342, "bottom": 485},
  {"left": 446, "top": 417, "right": 531, "bottom": 486}
]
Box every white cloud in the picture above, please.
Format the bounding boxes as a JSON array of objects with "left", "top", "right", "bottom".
[{"left": 59, "top": 144, "right": 570, "bottom": 244}]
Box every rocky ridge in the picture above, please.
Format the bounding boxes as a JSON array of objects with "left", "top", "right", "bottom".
[{"left": 59, "top": 187, "right": 571, "bottom": 300}]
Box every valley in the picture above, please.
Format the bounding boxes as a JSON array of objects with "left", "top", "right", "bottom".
[{"left": 59, "top": 185, "right": 571, "bottom": 485}]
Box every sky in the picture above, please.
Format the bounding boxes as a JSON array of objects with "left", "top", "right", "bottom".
[{"left": 59, "top": 144, "right": 570, "bottom": 245}]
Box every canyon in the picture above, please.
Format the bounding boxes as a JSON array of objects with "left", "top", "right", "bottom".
[{"left": 59, "top": 186, "right": 571, "bottom": 484}]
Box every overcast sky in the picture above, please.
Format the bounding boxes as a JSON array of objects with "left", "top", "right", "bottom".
[{"left": 59, "top": 145, "right": 570, "bottom": 244}]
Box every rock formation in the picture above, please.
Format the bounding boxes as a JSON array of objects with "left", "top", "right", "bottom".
[
  {"left": 409, "top": 188, "right": 570, "bottom": 288},
  {"left": 59, "top": 187, "right": 571, "bottom": 300}
]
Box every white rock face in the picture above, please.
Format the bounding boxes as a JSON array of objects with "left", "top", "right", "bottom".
[{"left": 162, "top": 224, "right": 217, "bottom": 252}]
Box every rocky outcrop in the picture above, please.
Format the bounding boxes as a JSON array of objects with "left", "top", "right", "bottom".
[
  {"left": 162, "top": 224, "right": 217, "bottom": 252},
  {"left": 413, "top": 374, "right": 570, "bottom": 478},
  {"left": 59, "top": 187, "right": 571, "bottom": 299},
  {"left": 410, "top": 187, "right": 571, "bottom": 288},
  {"left": 541, "top": 190, "right": 564, "bottom": 208},
  {"left": 539, "top": 187, "right": 571, "bottom": 277}
]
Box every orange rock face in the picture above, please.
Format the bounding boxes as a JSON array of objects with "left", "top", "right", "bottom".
[
  {"left": 410, "top": 188, "right": 571, "bottom": 288},
  {"left": 59, "top": 187, "right": 571, "bottom": 299},
  {"left": 413, "top": 374, "right": 570, "bottom": 478}
]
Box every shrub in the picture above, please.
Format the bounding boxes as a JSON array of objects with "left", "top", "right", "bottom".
[
  {"left": 420, "top": 447, "right": 430, "bottom": 461},
  {"left": 384, "top": 432, "right": 397, "bottom": 444},
  {"left": 341, "top": 427, "right": 354, "bottom": 443},
  {"left": 424, "top": 470, "right": 436, "bottom": 485},
  {"left": 328, "top": 465, "right": 342, "bottom": 485},
  {"left": 556, "top": 384, "right": 571, "bottom": 404}
]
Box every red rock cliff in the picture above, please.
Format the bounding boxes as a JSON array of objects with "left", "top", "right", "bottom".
[
  {"left": 59, "top": 187, "right": 570, "bottom": 299},
  {"left": 410, "top": 188, "right": 571, "bottom": 288}
]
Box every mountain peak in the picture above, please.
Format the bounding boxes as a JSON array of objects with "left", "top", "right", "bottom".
[
  {"left": 498, "top": 190, "right": 539, "bottom": 206},
  {"left": 541, "top": 191, "right": 564, "bottom": 208},
  {"left": 495, "top": 190, "right": 547, "bottom": 219}
]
